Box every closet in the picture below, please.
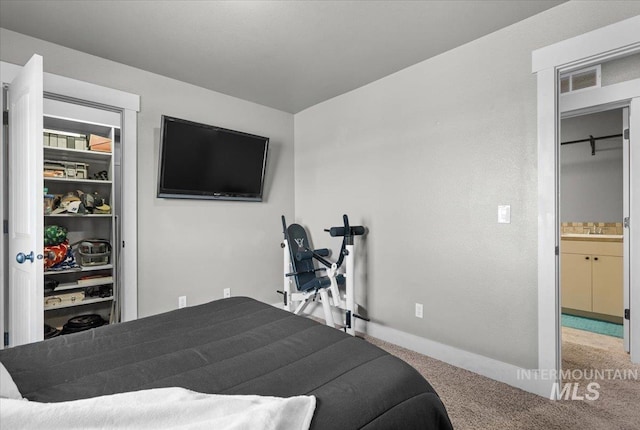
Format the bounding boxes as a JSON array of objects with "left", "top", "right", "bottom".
[
  {"left": 41, "top": 99, "right": 120, "bottom": 336},
  {"left": 1, "top": 54, "right": 139, "bottom": 347}
]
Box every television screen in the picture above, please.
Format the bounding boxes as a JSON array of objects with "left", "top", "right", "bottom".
[{"left": 157, "top": 116, "right": 269, "bottom": 201}]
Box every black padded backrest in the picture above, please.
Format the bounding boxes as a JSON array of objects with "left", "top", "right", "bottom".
[{"left": 286, "top": 224, "right": 317, "bottom": 292}]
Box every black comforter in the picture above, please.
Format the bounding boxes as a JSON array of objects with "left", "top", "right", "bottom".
[{"left": 0, "top": 297, "right": 452, "bottom": 429}]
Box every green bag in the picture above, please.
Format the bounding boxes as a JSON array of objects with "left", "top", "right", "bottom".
[{"left": 44, "top": 225, "right": 67, "bottom": 246}]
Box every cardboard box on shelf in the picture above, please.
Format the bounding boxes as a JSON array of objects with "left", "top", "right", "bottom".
[{"left": 89, "top": 134, "right": 112, "bottom": 153}]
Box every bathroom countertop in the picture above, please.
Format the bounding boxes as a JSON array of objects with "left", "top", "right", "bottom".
[{"left": 561, "top": 233, "right": 623, "bottom": 242}]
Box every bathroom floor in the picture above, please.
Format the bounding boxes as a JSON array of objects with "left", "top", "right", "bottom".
[{"left": 561, "top": 313, "right": 623, "bottom": 338}]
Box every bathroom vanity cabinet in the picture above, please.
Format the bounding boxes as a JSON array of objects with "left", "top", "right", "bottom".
[{"left": 561, "top": 236, "right": 623, "bottom": 322}]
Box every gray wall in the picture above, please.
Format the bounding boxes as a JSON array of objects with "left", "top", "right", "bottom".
[
  {"left": 0, "top": 28, "right": 295, "bottom": 317},
  {"left": 294, "top": 2, "right": 640, "bottom": 369},
  {"left": 561, "top": 109, "right": 623, "bottom": 223},
  {"left": 602, "top": 53, "right": 640, "bottom": 86}
]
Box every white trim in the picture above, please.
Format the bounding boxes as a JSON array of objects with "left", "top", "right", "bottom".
[
  {"left": 532, "top": 15, "right": 640, "bottom": 73},
  {"left": 536, "top": 67, "right": 560, "bottom": 398},
  {"left": 1, "top": 61, "right": 11, "bottom": 348},
  {"left": 0, "top": 84, "right": 4, "bottom": 349},
  {"left": 561, "top": 78, "right": 640, "bottom": 113},
  {"left": 363, "top": 320, "right": 552, "bottom": 398},
  {"left": 121, "top": 108, "right": 138, "bottom": 322},
  {"left": 269, "top": 301, "right": 553, "bottom": 398},
  {"left": 0, "top": 62, "right": 139, "bottom": 112}
]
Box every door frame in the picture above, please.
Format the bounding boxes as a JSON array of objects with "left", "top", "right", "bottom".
[
  {"left": 0, "top": 60, "right": 140, "bottom": 347},
  {"left": 533, "top": 16, "right": 640, "bottom": 398}
]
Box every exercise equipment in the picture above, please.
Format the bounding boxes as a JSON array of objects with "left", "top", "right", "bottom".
[{"left": 279, "top": 214, "right": 368, "bottom": 336}]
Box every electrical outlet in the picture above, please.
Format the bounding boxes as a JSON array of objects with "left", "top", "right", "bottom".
[
  {"left": 223, "top": 288, "right": 231, "bottom": 298},
  {"left": 178, "top": 296, "right": 187, "bottom": 309},
  {"left": 415, "top": 303, "right": 423, "bottom": 319}
]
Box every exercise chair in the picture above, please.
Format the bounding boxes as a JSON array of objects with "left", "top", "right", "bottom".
[{"left": 279, "top": 214, "right": 368, "bottom": 336}]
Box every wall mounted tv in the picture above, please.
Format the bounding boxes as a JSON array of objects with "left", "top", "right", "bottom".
[{"left": 157, "top": 116, "right": 269, "bottom": 201}]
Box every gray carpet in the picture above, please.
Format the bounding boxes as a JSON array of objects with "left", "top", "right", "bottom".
[{"left": 365, "top": 334, "right": 640, "bottom": 430}]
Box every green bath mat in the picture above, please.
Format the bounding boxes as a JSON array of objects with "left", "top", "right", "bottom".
[{"left": 562, "top": 314, "right": 623, "bottom": 338}]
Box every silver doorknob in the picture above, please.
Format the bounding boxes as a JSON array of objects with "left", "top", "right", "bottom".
[{"left": 16, "top": 251, "right": 35, "bottom": 264}]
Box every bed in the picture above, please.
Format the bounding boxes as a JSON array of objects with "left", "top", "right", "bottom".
[{"left": 0, "top": 296, "right": 452, "bottom": 429}]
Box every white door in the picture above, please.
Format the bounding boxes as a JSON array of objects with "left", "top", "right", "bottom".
[
  {"left": 623, "top": 106, "right": 630, "bottom": 353},
  {"left": 7, "top": 54, "right": 44, "bottom": 347},
  {"left": 631, "top": 97, "right": 640, "bottom": 364}
]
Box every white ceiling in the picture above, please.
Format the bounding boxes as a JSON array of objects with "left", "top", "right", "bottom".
[{"left": 0, "top": 0, "right": 565, "bottom": 113}]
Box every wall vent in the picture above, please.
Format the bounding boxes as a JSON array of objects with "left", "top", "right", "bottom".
[{"left": 560, "top": 66, "right": 600, "bottom": 94}]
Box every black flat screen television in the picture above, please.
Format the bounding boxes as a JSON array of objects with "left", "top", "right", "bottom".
[{"left": 157, "top": 116, "right": 269, "bottom": 201}]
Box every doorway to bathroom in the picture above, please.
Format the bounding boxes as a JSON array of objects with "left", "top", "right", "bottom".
[
  {"left": 559, "top": 106, "right": 629, "bottom": 374},
  {"left": 533, "top": 15, "right": 640, "bottom": 399}
]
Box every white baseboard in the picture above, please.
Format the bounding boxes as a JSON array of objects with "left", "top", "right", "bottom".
[
  {"left": 364, "top": 320, "right": 554, "bottom": 398},
  {"left": 269, "top": 300, "right": 554, "bottom": 398}
]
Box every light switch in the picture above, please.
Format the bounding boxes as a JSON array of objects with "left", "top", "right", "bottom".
[{"left": 498, "top": 205, "right": 511, "bottom": 224}]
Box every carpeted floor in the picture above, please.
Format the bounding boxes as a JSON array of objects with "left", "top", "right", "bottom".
[{"left": 365, "top": 328, "right": 639, "bottom": 430}]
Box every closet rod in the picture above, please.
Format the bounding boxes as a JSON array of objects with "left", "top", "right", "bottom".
[
  {"left": 561, "top": 133, "right": 622, "bottom": 156},
  {"left": 560, "top": 133, "right": 622, "bottom": 145}
]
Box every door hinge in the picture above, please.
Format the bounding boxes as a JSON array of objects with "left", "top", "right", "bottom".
[
  {"left": 2, "top": 219, "right": 7, "bottom": 234},
  {"left": 555, "top": 246, "right": 559, "bottom": 256},
  {"left": 624, "top": 128, "right": 629, "bottom": 140},
  {"left": 2, "top": 110, "right": 7, "bottom": 126},
  {"left": 625, "top": 309, "right": 630, "bottom": 320},
  {"left": 624, "top": 217, "right": 630, "bottom": 229},
  {"left": 3, "top": 332, "right": 8, "bottom": 347}
]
